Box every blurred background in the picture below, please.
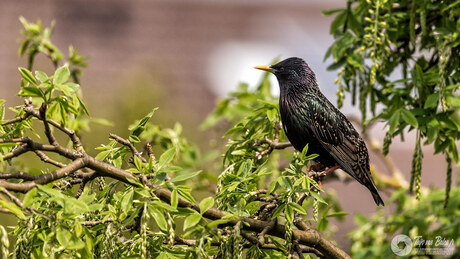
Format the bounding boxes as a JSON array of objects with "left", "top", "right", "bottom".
[{"left": 0, "top": 0, "right": 454, "bottom": 251}]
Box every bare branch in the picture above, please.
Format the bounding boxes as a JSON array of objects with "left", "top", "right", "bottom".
[
  {"left": 81, "top": 218, "right": 114, "bottom": 227},
  {"left": 39, "top": 103, "right": 58, "bottom": 145},
  {"left": 258, "top": 219, "right": 276, "bottom": 244},
  {"left": 109, "top": 133, "right": 146, "bottom": 163},
  {"left": 254, "top": 123, "right": 292, "bottom": 158},
  {"left": 1, "top": 137, "right": 83, "bottom": 163},
  {"left": 0, "top": 158, "right": 87, "bottom": 193},
  {"left": 34, "top": 150, "right": 66, "bottom": 168},
  {"left": 0, "top": 171, "right": 38, "bottom": 181},
  {"left": 0, "top": 187, "right": 23, "bottom": 207},
  {"left": 152, "top": 187, "right": 350, "bottom": 259}
]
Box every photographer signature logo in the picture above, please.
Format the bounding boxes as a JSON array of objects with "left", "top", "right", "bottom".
[
  {"left": 391, "top": 234, "right": 455, "bottom": 256},
  {"left": 391, "top": 234, "right": 412, "bottom": 256}
]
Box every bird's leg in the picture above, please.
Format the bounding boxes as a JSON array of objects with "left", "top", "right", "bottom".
[
  {"left": 309, "top": 163, "right": 324, "bottom": 172},
  {"left": 309, "top": 165, "right": 341, "bottom": 189},
  {"left": 323, "top": 165, "right": 341, "bottom": 175}
]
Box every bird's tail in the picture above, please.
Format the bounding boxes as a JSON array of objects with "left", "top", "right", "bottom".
[{"left": 367, "top": 183, "right": 384, "bottom": 206}]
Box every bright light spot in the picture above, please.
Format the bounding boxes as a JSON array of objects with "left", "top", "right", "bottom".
[{"left": 207, "top": 42, "right": 293, "bottom": 97}]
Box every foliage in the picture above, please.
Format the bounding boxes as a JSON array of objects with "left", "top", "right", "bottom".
[
  {"left": 0, "top": 19, "right": 350, "bottom": 259},
  {"left": 349, "top": 186, "right": 460, "bottom": 258},
  {"left": 325, "top": 0, "right": 460, "bottom": 203}
]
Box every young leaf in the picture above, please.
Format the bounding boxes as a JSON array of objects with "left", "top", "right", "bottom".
[
  {"left": 147, "top": 206, "right": 168, "bottom": 231},
  {"left": 317, "top": 217, "right": 329, "bottom": 231},
  {"left": 401, "top": 109, "right": 418, "bottom": 128},
  {"left": 120, "top": 188, "right": 134, "bottom": 213},
  {"left": 199, "top": 197, "right": 214, "bottom": 215},
  {"left": 35, "top": 71, "right": 49, "bottom": 83},
  {"left": 0, "top": 200, "right": 26, "bottom": 220},
  {"left": 18, "top": 67, "right": 37, "bottom": 86},
  {"left": 169, "top": 170, "right": 201, "bottom": 183},
  {"left": 325, "top": 211, "right": 349, "bottom": 218},
  {"left": 183, "top": 214, "right": 202, "bottom": 230},
  {"left": 22, "top": 187, "right": 38, "bottom": 208},
  {"left": 158, "top": 148, "right": 176, "bottom": 170},
  {"left": 53, "top": 65, "right": 70, "bottom": 85},
  {"left": 424, "top": 93, "right": 439, "bottom": 109},
  {"left": 171, "top": 189, "right": 178, "bottom": 208}
]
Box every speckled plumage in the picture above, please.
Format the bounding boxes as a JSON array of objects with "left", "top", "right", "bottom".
[{"left": 258, "top": 57, "right": 384, "bottom": 206}]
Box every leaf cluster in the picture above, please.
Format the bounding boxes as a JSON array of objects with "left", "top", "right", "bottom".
[
  {"left": 0, "top": 19, "right": 350, "bottom": 259},
  {"left": 325, "top": 0, "right": 460, "bottom": 203}
]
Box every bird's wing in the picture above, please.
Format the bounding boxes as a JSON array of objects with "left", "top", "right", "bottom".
[
  {"left": 304, "top": 96, "right": 344, "bottom": 146},
  {"left": 302, "top": 95, "right": 360, "bottom": 175}
]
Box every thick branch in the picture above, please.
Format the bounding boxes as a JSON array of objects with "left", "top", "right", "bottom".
[
  {"left": 0, "top": 158, "right": 87, "bottom": 193},
  {"left": 153, "top": 187, "right": 349, "bottom": 259},
  {"left": 0, "top": 137, "right": 81, "bottom": 161}
]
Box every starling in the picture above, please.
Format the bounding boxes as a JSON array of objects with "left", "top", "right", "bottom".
[{"left": 255, "top": 57, "right": 384, "bottom": 206}]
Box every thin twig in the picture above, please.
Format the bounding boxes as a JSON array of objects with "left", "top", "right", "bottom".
[
  {"left": 39, "top": 103, "right": 58, "bottom": 146},
  {"left": 81, "top": 218, "right": 114, "bottom": 226},
  {"left": 110, "top": 133, "right": 146, "bottom": 163},
  {"left": 34, "top": 150, "right": 66, "bottom": 168},
  {"left": 254, "top": 123, "right": 292, "bottom": 159},
  {"left": 0, "top": 187, "right": 23, "bottom": 207},
  {"left": 258, "top": 219, "right": 276, "bottom": 245}
]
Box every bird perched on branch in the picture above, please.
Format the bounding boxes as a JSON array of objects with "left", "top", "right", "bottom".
[{"left": 255, "top": 57, "right": 384, "bottom": 206}]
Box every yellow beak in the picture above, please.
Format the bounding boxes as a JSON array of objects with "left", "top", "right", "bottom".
[{"left": 253, "top": 65, "right": 272, "bottom": 72}]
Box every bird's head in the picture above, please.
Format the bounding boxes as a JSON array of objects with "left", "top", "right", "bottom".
[{"left": 254, "top": 57, "right": 317, "bottom": 92}]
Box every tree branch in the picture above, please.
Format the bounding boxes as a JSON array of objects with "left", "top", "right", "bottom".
[
  {"left": 152, "top": 186, "right": 350, "bottom": 259},
  {"left": 109, "top": 133, "right": 146, "bottom": 163},
  {"left": 0, "top": 158, "right": 87, "bottom": 193}
]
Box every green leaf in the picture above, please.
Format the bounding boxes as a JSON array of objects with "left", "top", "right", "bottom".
[
  {"left": 35, "top": 71, "right": 49, "bottom": 83},
  {"left": 177, "top": 186, "right": 196, "bottom": 204},
  {"left": 148, "top": 206, "right": 168, "bottom": 231},
  {"left": 199, "top": 197, "right": 214, "bottom": 215},
  {"left": 0, "top": 199, "right": 26, "bottom": 220},
  {"left": 53, "top": 65, "right": 70, "bottom": 85},
  {"left": 424, "top": 93, "right": 439, "bottom": 109},
  {"left": 266, "top": 108, "right": 277, "bottom": 122},
  {"left": 425, "top": 118, "right": 440, "bottom": 144},
  {"left": 271, "top": 203, "right": 286, "bottom": 219},
  {"left": 322, "top": 8, "right": 345, "bottom": 16},
  {"left": 129, "top": 108, "right": 158, "bottom": 137},
  {"left": 77, "top": 96, "right": 90, "bottom": 116},
  {"left": 289, "top": 202, "right": 307, "bottom": 215},
  {"left": 401, "top": 109, "right": 418, "bottom": 128},
  {"left": 301, "top": 144, "right": 309, "bottom": 160},
  {"left": 95, "top": 150, "right": 111, "bottom": 161},
  {"left": 183, "top": 214, "right": 202, "bottom": 230},
  {"left": 170, "top": 170, "right": 201, "bottom": 183},
  {"left": 18, "top": 67, "right": 37, "bottom": 86},
  {"left": 19, "top": 86, "right": 43, "bottom": 98},
  {"left": 347, "top": 53, "right": 364, "bottom": 68},
  {"left": 22, "top": 187, "right": 38, "bottom": 208},
  {"left": 318, "top": 217, "right": 329, "bottom": 231},
  {"left": 388, "top": 109, "right": 401, "bottom": 134},
  {"left": 329, "top": 11, "right": 347, "bottom": 34},
  {"left": 236, "top": 159, "right": 252, "bottom": 177},
  {"left": 171, "top": 189, "right": 178, "bottom": 208},
  {"left": 446, "top": 95, "right": 460, "bottom": 108},
  {"left": 285, "top": 204, "right": 294, "bottom": 223},
  {"left": 133, "top": 155, "right": 143, "bottom": 171},
  {"left": 310, "top": 191, "right": 327, "bottom": 204},
  {"left": 325, "top": 211, "right": 349, "bottom": 218},
  {"left": 158, "top": 148, "right": 176, "bottom": 170},
  {"left": 120, "top": 188, "right": 134, "bottom": 213}
]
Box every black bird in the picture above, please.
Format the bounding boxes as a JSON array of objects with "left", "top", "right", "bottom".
[{"left": 255, "top": 57, "right": 384, "bottom": 206}]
